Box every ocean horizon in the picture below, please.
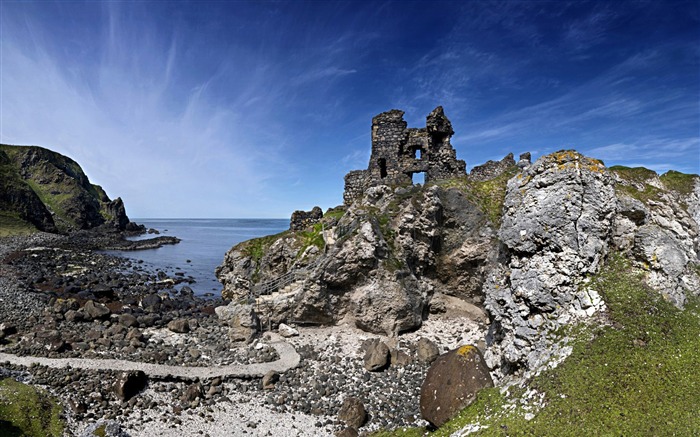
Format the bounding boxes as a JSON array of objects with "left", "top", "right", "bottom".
[{"left": 106, "top": 218, "right": 289, "bottom": 296}]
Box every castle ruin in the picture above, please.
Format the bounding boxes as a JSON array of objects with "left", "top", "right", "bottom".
[{"left": 343, "top": 106, "right": 467, "bottom": 205}]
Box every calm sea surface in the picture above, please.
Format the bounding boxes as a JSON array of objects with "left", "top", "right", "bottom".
[{"left": 106, "top": 219, "right": 288, "bottom": 296}]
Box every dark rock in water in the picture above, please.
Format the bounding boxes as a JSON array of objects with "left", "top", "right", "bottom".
[
  {"left": 420, "top": 345, "right": 493, "bottom": 428},
  {"left": 91, "top": 284, "right": 115, "bottom": 299},
  {"left": 141, "top": 293, "right": 162, "bottom": 312},
  {"left": 416, "top": 337, "right": 440, "bottom": 364},
  {"left": 337, "top": 397, "right": 367, "bottom": 429},
  {"left": 83, "top": 300, "right": 110, "bottom": 320},
  {"left": 167, "top": 319, "right": 189, "bottom": 333},
  {"left": 113, "top": 371, "right": 147, "bottom": 401},
  {"left": 363, "top": 338, "right": 389, "bottom": 372},
  {"left": 262, "top": 370, "right": 279, "bottom": 390}
]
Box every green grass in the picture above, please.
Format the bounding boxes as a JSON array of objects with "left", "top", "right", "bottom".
[
  {"left": 241, "top": 231, "right": 290, "bottom": 263},
  {"left": 297, "top": 222, "right": 326, "bottom": 255},
  {"left": 0, "top": 212, "right": 37, "bottom": 236},
  {"left": 660, "top": 171, "right": 698, "bottom": 197},
  {"left": 609, "top": 166, "right": 665, "bottom": 204},
  {"left": 375, "top": 254, "right": 700, "bottom": 436},
  {"left": 609, "top": 165, "right": 658, "bottom": 184},
  {"left": 0, "top": 378, "right": 64, "bottom": 437},
  {"left": 437, "top": 167, "right": 518, "bottom": 227}
]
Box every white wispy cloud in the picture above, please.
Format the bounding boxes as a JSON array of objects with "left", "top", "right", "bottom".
[{"left": 0, "top": 4, "right": 292, "bottom": 218}]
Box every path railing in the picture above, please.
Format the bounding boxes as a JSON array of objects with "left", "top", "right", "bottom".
[{"left": 252, "top": 269, "right": 308, "bottom": 298}]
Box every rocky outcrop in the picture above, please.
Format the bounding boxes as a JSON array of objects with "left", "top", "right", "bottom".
[
  {"left": 610, "top": 167, "right": 700, "bottom": 306},
  {"left": 483, "top": 152, "right": 700, "bottom": 377},
  {"left": 0, "top": 149, "right": 57, "bottom": 232},
  {"left": 218, "top": 181, "right": 496, "bottom": 336},
  {"left": 218, "top": 107, "right": 700, "bottom": 385},
  {"left": 484, "top": 151, "right": 616, "bottom": 374},
  {"left": 0, "top": 144, "right": 135, "bottom": 233}
]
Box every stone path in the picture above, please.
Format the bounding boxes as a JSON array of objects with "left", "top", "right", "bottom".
[{"left": 0, "top": 334, "right": 300, "bottom": 380}]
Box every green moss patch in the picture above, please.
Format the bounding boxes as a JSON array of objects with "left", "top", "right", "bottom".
[
  {"left": 240, "top": 231, "right": 289, "bottom": 264},
  {"left": 376, "top": 254, "right": 700, "bottom": 436},
  {"left": 437, "top": 167, "right": 517, "bottom": 227},
  {"left": 0, "top": 378, "right": 64, "bottom": 437},
  {"left": 0, "top": 212, "right": 37, "bottom": 236}
]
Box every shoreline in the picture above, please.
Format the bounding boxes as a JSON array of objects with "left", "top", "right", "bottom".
[{"left": 0, "top": 231, "right": 485, "bottom": 436}]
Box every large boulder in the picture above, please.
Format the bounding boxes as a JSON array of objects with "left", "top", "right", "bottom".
[
  {"left": 363, "top": 338, "right": 390, "bottom": 372},
  {"left": 113, "top": 371, "right": 147, "bottom": 401},
  {"left": 215, "top": 303, "right": 259, "bottom": 343},
  {"left": 420, "top": 345, "right": 493, "bottom": 428}
]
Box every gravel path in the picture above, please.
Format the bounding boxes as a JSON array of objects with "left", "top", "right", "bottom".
[{"left": 0, "top": 333, "right": 299, "bottom": 379}]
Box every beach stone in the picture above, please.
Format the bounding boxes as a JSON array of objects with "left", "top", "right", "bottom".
[
  {"left": 141, "top": 293, "right": 162, "bottom": 312},
  {"left": 262, "top": 370, "right": 279, "bottom": 390},
  {"left": 181, "top": 383, "right": 203, "bottom": 403},
  {"left": 363, "top": 338, "right": 389, "bottom": 372},
  {"left": 84, "top": 300, "right": 110, "bottom": 320},
  {"left": 420, "top": 345, "right": 493, "bottom": 427},
  {"left": 113, "top": 371, "right": 147, "bottom": 401},
  {"left": 167, "top": 319, "right": 189, "bottom": 333},
  {"left": 416, "top": 337, "right": 440, "bottom": 364},
  {"left": 118, "top": 313, "right": 138, "bottom": 328},
  {"left": 338, "top": 397, "right": 367, "bottom": 429},
  {"left": 65, "top": 309, "right": 85, "bottom": 323},
  {"left": 390, "top": 348, "right": 412, "bottom": 366},
  {"left": 278, "top": 323, "right": 299, "bottom": 338}
]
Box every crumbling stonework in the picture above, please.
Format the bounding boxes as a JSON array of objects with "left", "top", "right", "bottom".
[
  {"left": 290, "top": 206, "right": 323, "bottom": 231},
  {"left": 343, "top": 107, "right": 466, "bottom": 205},
  {"left": 468, "top": 153, "right": 516, "bottom": 182}
]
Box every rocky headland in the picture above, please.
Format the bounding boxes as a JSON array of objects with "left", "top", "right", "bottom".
[{"left": 1, "top": 108, "right": 699, "bottom": 436}]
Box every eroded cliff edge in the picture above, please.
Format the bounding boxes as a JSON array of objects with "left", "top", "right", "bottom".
[
  {"left": 216, "top": 108, "right": 700, "bottom": 380},
  {"left": 0, "top": 144, "right": 139, "bottom": 234}
]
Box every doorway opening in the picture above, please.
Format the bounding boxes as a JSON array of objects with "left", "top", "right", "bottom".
[{"left": 378, "top": 158, "right": 387, "bottom": 179}]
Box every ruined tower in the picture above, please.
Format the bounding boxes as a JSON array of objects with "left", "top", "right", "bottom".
[{"left": 343, "top": 106, "right": 467, "bottom": 205}]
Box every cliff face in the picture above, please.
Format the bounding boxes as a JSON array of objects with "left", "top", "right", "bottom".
[
  {"left": 216, "top": 108, "right": 700, "bottom": 379},
  {"left": 0, "top": 144, "right": 133, "bottom": 233}
]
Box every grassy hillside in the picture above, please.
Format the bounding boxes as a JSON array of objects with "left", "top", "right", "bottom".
[
  {"left": 0, "top": 144, "right": 130, "bottom": 234},
  {"left": 375, "top": 254, "right": 700, "bottom": 436}
]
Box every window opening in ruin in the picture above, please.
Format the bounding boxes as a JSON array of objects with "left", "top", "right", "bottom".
[
  {"left": 411, "top": 171, "right": 425, "bottom": 185},
  {"left": 378, "top": 158, "right": 387, "bottom": 179},
  {"left": 410, "top": 146, "right": 423, "bottom": 160}
]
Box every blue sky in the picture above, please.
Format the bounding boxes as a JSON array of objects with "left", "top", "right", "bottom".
[{"left": 1, "top": 1, "right": 698, "bottom": 218}]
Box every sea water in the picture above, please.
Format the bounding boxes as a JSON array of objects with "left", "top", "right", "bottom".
[{"left": 108, "top": 218, "right": 288, "bottom": 296}]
